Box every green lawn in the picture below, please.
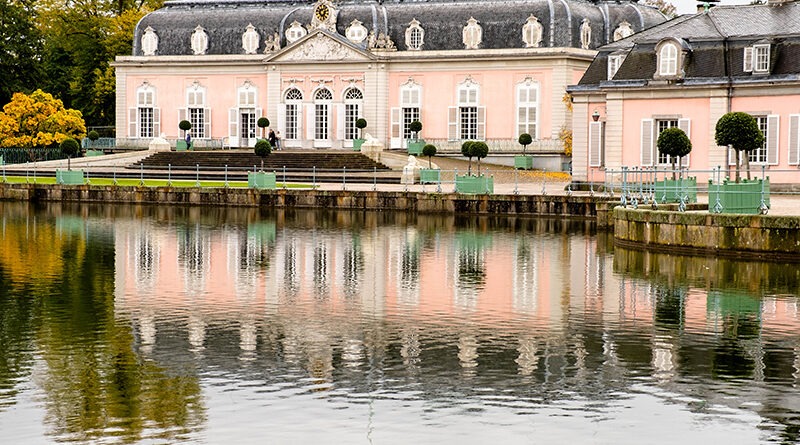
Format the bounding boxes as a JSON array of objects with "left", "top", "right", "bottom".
[{"left": 0, "top": 176, "right": 314, "bottom": 189}]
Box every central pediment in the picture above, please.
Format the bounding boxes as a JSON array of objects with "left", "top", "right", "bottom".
[{"left": 267, "top": 30, "right": 375, "bottom": 63}]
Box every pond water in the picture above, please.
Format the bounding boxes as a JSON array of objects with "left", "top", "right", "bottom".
[{"left": 0, "top": 202, "right": 799, "bottom": 444}]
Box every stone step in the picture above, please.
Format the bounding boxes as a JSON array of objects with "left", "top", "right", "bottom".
[{"left": 130, "top": 150, "right": 392, "bottom": 172}]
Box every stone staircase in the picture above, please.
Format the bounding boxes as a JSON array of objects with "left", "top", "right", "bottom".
[{"left": 127, "top": 149, "right": 400, "bottom": 183}]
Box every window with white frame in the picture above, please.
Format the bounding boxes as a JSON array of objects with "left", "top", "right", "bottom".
[
  {"left": 608, "top": 54, "right": 625, "bottom": 80},
  {"left": 343, "top": 88, "right": 363, "bottom": 140},
  {"left": 401, "top": 83, "right": 421, "bottom": 140},
  {"left": 458, "top": 81, "right": 479, "bottom": 140},
  {"left": 754, "top": 44, "right": 770, "bottom": 73},
  {"left": 516, "top": 81, "right": 538, "bottom": 139},
  {"left": 284, "top": 88, "right": 303, "bottom": 140},
  {"left": 134, "top": 84, "right": 158, "bottom": 138},
  {"left": 658, "top": 43, "right": 678, "bottom": 76},
  {"left": 286, "top": 21, "right": 307, "bottom": 43},
  {"left": 314, "top": 88, "right": 333, "bottom": 141},
  {"left": 405, "top": 19, "right": 424, "bottom": 50},
  {"left": 186, "top": 84, "right": 207, "bottom": 138},
  {"left": 242, "top": 24, "right": 260, "bottom": 54},
  {"left": 656, "top": 119, "right": 679, "bottom": 165},
  {"left": 749, "top": 116, "right": 769, "bottom": 164}
]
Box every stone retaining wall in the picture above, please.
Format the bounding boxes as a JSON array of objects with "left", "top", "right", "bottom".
[
  {"left": 614, "top": 206, "right": 800, "bottom": 259},
  {"left": 0, "top": 183, "right": 608, "bottom": 219}
]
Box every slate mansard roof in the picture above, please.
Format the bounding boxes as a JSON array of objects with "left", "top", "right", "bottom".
[
  {"left": 575, "top": 1, "right": 800, "bottom": 89},
  {"left": 132, "top": 0, "right": 666, "bottom": 56}
]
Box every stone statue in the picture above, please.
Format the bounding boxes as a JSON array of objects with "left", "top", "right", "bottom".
[
  {"left": 580, "top": 18, "right": 592, "bottom": 49},
  {"left": 613, "top": 21, "right": 634, "bottom": 42},
  {"left": 264, "top": 31, "right": 281, "bottom": 52},
  {"left": 367, "top": 30, "right": 377, "bottom": 49}
]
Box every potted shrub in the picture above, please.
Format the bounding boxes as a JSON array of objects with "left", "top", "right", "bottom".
[
  {"left": 455, "top": 140, "right": 493, "bottom": 194},
  {"left": 248, "top": 139, "right": 276, "bottom": 189},
  {"left": 712, "top": 112, "right": 769, "bottom": 213},
  {"left": 407, "top": 120, "right": 424, "bottom": 155},
  {"left": 86, "top": 130, "right": 103, "bottom": 156},
  {"left": 257, "top": 117, "right": 270, "bottom": 139},
  {"left": 655, "top": 127, "right": 696, "bottom": 203},
  {"left": 352, "top": 118, "right": 367, "bottom": 151},
  {"left": 56, "top": 138, "right": 84, "bottom": 185},
  {"left": 515, "top": 133, "right": 533, "bottom": 170},
  {"left": 419, "top": 143, "right": 440, "bottom": 184},
  {"left": 178, "top": 120, "right": 192, "bottom": 150}
]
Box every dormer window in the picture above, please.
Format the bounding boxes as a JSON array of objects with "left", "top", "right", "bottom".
[
  {"left": 744, "top": 43, "right": 771, "bottom": 74},
  {"left": 659, "top": 43, "right": 677, "bottom": 76},
  {"left": 405, "top": 19, "right": 424, "bottom": 50},
  {"left": 608, "top": 53, "right": 626, "bottom": 80}
]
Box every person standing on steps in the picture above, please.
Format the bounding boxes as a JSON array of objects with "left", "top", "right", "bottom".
[
  {"left": 274, "top": 131, "right": 281, "bottom": 150},
  {"left": 185, "top": 132, "right": 192, "bottom": 150},
  {"left": 268, "top": 129, "right": 277, "bottom": 150}
]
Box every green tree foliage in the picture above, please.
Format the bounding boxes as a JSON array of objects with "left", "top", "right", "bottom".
[
  {"left": 715, "top": 112, "right": 764, "bottom": 182},
  {"left": 409, "top": 120, "right": 422, "bottom": 140},
  {"left": 257, "top": 117, "right": 270, "bottom": 138},
  {"left": 461, "top": 140, "right": 476, "bottom": 175},
  {"left": 60, "top": 137, "right": 80, "bottom": 170},
  {"left": 422, "top": 143, "right": 437, "bottom": 168},
  {"left": 355, "top": 118, "right": 367, "bottom": 138},
  {"left": 254, "top": 139, "right": 272, "bottom": 170},
  {"left": 0, "top": 0, "right": 43, "bottom": 106},
  {"left": 179, "top": 119, "right": 192, "bottom": 136},
  {"left": 657, "top": 127, "right": 692, "bottom": 178}
]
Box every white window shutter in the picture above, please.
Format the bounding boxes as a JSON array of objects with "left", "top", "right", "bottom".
[
  {"left": 589, "top": 121, "right": 603, "bottom": 167},
  {"left": 228, "top": 108, "right": 239, "bottom": 147},
  {"left": 743, "top": 47, "right": 753, "bottom": 73},
  {"left": 306, "top": 105, "right": 315, "bottom": 140},
  {"left": 678, "top": 118, "right": 691, "bottom": 167},
  {"left": 277, "top": 103, "right": 287, "bottom": 139},
  {"left": 789, "top": 114, "right": 800, "bottom": 165},
  {"left": 448, "top": 106, "right": 458, "bottom": 141},
  {"left": 129, "top": 108, "right": 137, "bottom": 138},
  {"left": 296, "top": 104, "right": 303, "bottom": 141},
  {"left": 179, "top": 108, "right": 186, "bottom": 124},
  {"left": 477, "top": 106, "right": 486, "bottom": 141},
  {"left": 767, "top": 114, "right": 779, "bottom": 165},
  {"left": 390, "top": 107, "right": 401, "bottom": 149},
  {"left": 641, "top": 119, "right": 654, "bottom": 166},
  {"left": 728, "top": 146, "right": 737, "bottom": 166},
  {"left": 336, "top": 104, "right": 345, "bottom": 140},
  {"left": 203, "top": 108, "right": 211, "bottom": 138},
  {"left": 153, "top": 108, "right": 161, "bottom": 137}
]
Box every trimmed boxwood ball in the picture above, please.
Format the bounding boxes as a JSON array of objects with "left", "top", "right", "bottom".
[
  {"left": 471, "top": 141, "right": 489, "bottom": 175},
  {"left": 179, "top": 120, "right": 192, "bottom": 132},
  {"left": 88, "top": 130, "right": 100, "bottom": 141},
  {"left": 657, "top": 127, "right": 692, "bottom": 176},
  {"left": 60, "top": 137, "right": 80, "bottom": 170},
  {"left": 409, "top": 120, "right": 422, "bottom": 139},
  {"left": 257, "top": 117, "right": 270, "bottom": 128},
  {"left": 255, "top": 138, "right": 272, "bottom": 170},
  {"left": 715, "top": 111, "right": 764, "bottom": 182},
  {"left": 518, "top": 133, "right": 532, "bottom": 152},
  {"left": 422, "top": 143, "right": 437, "bottom": 168},
  {"left": 355, "top": 118, "right": 367, "bottom": 129}
]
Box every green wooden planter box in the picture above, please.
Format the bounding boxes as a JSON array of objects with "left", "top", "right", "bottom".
[
  {"left": 514, "top": 155, "right": 534, "bottom": 170},
  {"left": 352, "top": 138, "right": 365, "bottom": 151},
  {"left": 247, "top": 171, "right": 277, "bottom": 189},
  {"left": 419, "top": 169, "right": 441, "bottom": 184},
  {"left": 86, "top": 149, "right": 105, "bottom": 157},
  {"left": 655, "top": 177, "right": 698, "bottom": 203},
  {"left": 407, "top": 139, "right": 425, "bottom": 155},
  {"left": 0, "top": 155, "right": 4, "bottom": 165},
  {"left": 455, "top": 174, "right": 494, "bottom": 194},
  {"left": 56, "top": 169, "right": 85, "bottom": 185},
  {"left": 707, "top": 178, "right": 770, "bottom": 214},
  {"left": 176, "top": 140, "right": 189, "bottom": 151}
]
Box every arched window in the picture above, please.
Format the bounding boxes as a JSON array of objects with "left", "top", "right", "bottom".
[
  {"left": 516, "top": 80, "right": 538, "bottom": 139},
  {"left": 284, "top": 87, "right": 303, "bottom": 141},
  {"left": 286, "top": 21, "right": 307, "bottom": 44},
  {"left": 242, "top": 24, "right": 260, "bottom": 54},
  {"left": 659, "top": 43, "right": 678, "bottom": 76},
  {"left": 314, "top": 88, "right": 333, "bottom": 141},
  {"left": 343, "top": 88, "right": 363, "bottom": 140},
  {"left": 130, "top": 83, "right": 160, "bottom": 138}
]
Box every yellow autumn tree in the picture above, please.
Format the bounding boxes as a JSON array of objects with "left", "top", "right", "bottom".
[{"left": 0, "top": 89, "right": 86, "bottom": 148}]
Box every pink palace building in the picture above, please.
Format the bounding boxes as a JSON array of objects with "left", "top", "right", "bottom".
[
  {"left": 569, "top": 0, "right": 800, "bottom": 185},
  {"left": 113, "top": 0, "right": 665, "bottom": 154}
]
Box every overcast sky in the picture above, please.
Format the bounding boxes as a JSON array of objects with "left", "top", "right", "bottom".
[{"left": 670, "top": 0, "right": 753, "bottom": 15}]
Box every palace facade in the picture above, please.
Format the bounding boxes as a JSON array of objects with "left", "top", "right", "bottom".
[{"left": 114, "top": 0, "right": 665, "bottom": 152}]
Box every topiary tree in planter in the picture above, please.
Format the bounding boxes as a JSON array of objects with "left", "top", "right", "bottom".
[
  {"left": 60, "top": 138, "right": 80, "bottom": 171},
  {"left": 179, "top": 120, "right": 191, "bottom": 138},
  {"left": 254, "top": 139, "right": 272, "bottom": 171},
  {"left": 472, "top": 141, "right": 489, "bottom": 175},
  {"left": 715, "top": 112, "right": 764, "bottom": 182},
  {"left": 422, "top": 143, "right": 437, "bottom": 168},
  {"left": 88, "top": 130, "right": 99, "bottom": 148},
  {"left": 518, "top": 133, "right": 532, "bottom": 154},
  {"left": 461, "top": 140, "right": 476, "bottom": 175},
  {"left": 657, "top": 127, "right": 692, "bottom": 179},
  {"left": 257, "top": 117, "right": 270, "bottom": 139}
]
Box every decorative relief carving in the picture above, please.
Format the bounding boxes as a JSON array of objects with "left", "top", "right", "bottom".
[
  {"left": 367, "top": 31, "right": 396, "bottom": 50},
  {"left": 613, "top": 21, "right": 634, "bottom": 41},
  {"left": 285, "top": 33, "right": 362, "bottom": 61},
  {"left": 346, "top": 19, "right": 368, "bottom": 44},
  {"left": 580, "top": 18, "right": 592, "bottom": 49},
  {"left": 263, "top": 32, "right": 281, "bottom": 52},
  {"left": 310, "top": 0, "right": 338, "bottom": 32}
]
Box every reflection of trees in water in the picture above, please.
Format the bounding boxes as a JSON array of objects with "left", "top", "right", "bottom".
[
  {"left": 654, "top": 285, "right": 686, "bottom": 329},
  {"left": 455, "top": 233, "right": 488, "bottom": 309}
]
